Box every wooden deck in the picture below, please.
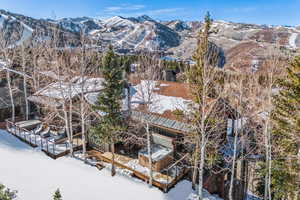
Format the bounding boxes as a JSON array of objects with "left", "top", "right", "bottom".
[
  {"left": 87, "top": 150, "right": 189, "bottom": 192},
  {"left": 5, "top": 119, "right": 85, "bottom": 159}
]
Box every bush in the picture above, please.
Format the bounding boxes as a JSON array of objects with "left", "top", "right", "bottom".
[{"left": 0, "top": 184, "right": 17, "bottom": 200}]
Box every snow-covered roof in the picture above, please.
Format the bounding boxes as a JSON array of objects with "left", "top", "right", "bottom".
[
  {"left": 131, "top": 80, "right": 193, "bottom": 115},
  {"left": 0, "top": 60, "right": 31, "bottom": 78},
  {"left": 39, "top": 71, "right": 67, "bottom": 81},
  {"left": 130, "top": 80, "right": 195, "bottom": 133},
  {"left": 28, "top": 77, "right": 105, "bottom": 107}
]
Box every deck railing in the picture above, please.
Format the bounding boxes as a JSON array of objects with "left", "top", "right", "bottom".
[
  {"left": 5, "top": 119, "right": 83, "bottom": 158},
  {"left": 160, "top": 153, "right": 189, "bottom": 191}
]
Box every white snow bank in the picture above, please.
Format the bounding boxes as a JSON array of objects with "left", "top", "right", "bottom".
[{"left": 0, "top": 129, "right": 197, "bottom": 200}]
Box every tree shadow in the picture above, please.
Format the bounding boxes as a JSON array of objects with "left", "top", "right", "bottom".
[{"left": 163, "top": 180, "right": 193, "bottom": 200}]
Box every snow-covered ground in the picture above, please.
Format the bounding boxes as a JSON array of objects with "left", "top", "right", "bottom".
[{"left": 0, "top": 129, "right": 197, "bottom": 200}]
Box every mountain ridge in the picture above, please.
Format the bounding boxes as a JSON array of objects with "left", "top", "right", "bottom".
[{"left": 0, "top": 9, "right": 299, "bottom": 71}]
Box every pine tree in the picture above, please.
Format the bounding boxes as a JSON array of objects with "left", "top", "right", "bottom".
[
  {"left": 53, "top": 188, "right": 62, "bottom": 200},
  {"left": 269, "top": 54, "right": 300, "bottom": 199},
  {"left": 92, "top": 45, "right": 125, "bottom": 176},
  {"left": 0, "top": 184, "right": 17, "bottom": 200}
]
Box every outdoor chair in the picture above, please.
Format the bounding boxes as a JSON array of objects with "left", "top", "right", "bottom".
[
  {"left": 33, "top": 124, "right": 43, "bottom": 135},
  {"left": 53, "top": 132, "right": 67, "bottom": 144},
  {"left": 40, "top": 127, "right": 51, "bottom": 138}
]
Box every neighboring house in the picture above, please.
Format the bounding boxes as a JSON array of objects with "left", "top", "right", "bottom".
[
  {"left": 27, "top": 74, "right": 131, "bottom": 147},
  {"left": 129, "top": 80, "right": 237, "bottom": 149},
  {"left": 128, "top": 80, "right": 243, "bottom": 198},
  {"left": 27, "top": 76, "right": 105, "bottom": 109}
]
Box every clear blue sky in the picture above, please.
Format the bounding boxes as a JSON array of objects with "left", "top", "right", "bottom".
[{"left": 0, "top": 0, "right": 299, "bottom": 26}]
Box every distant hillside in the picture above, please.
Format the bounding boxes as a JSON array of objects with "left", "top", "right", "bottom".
[{"left": 0, "top": 9, "right": 299, "bottom": 71}]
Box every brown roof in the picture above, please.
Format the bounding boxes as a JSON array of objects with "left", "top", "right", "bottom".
[
  {"left": 130, "top": 80, "right": 192, "bottom": 124},
  {"left": 130, "top": 80, "right": 192, "bottom": 100},
  {"left": 155, "top": 81, "right": 192, "bottom": 100}
]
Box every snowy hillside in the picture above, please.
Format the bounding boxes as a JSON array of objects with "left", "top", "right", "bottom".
[
  {"left": 91, "top": 15, "right": 181, "bottom": 51},
  {"left": 54, "top": 17, "right": 103, "bottom": 34},
  {"left": 0, "top": 129, "right": 222, "bottom": 200},
  {"left": 0, "top": 12, "right": 33, "bottom": 47}
]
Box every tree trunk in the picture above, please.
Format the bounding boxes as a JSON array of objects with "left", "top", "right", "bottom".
[
  {"left": 22, "top": 49, "right": 29, "bottom": 121},
  {"left": 63, "top": 104, "right": 73, "bottom": 156},
  {"left": 192, "top": 143, "right": 199, "bottom": 190},
  {"left": 198, "top": 143, "right": 205, "bottom": 200},
  {"left": 23, "top": 71, "right": 29, "bottom": 120},
  {"left": 6, "top": 70, "right": 15, "bottom": 122},
  {"left": 146, "top": 123, "right": 153, "bottom": 186},
  {"left": 68, "top": 96, "right": 74, "bottom": 156},
  {"left": 229, "top": 126, "right": 239, "bottom": 200},
  {"left": 264, "top": 122, "right": 271, "bottom": 200},
  {"left": 192, "top": 161, "right": 199, "bottom": 190},
  {"left": 268, "top": 152, "right": 272, "bottom": 200},
  {"left": 111, "top": 143, "right": 116, "bottom": 176},
  {"left": 81, "top": 111, "right": 86, "bottom": 161}
]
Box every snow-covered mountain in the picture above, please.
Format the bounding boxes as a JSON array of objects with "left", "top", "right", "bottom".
[
  {"left": 50, "top": 17, "right": 103, "bottom": 34},
  {"left": 89, "top": 15, "right": 180, "bottom": 51},
  {"left": 0, "top": 9, "right": 299, "bottom": 70},
  {"left": 0, "top": 9, "right": 80, "bottom": 47},
  {"left": 0, "top": 11, "right": 33, "bottom": 47}
]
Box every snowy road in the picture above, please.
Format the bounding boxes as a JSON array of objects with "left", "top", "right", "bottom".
[{"left": 0, "top": 130, "right": 193, "bottom": 200}]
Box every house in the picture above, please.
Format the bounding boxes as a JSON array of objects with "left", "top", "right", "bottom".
[
  {"left": 129, "top": 79, "right": 238, "bottom": 146},
  {"left": 24, "top": 74, "right": 248, "bottom": 196},
  {"left": 128, "top": 80, "right": 243, "bottom": 197}
]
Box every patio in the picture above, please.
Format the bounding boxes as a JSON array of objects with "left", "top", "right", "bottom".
[{"left": 86, "top": 150, "right": 189, "bottom": 192}]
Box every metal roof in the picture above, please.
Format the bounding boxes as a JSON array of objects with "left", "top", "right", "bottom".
[{"left": 131, "top": 110, "right": 191, "bottom": 133}]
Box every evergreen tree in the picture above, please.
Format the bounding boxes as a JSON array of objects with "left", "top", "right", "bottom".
[
  {"left": 268, "top": 54, "right": 300, "bottom": 199},
  {"left": 0, "top": 184, "right": 17, "bottom": 200},
  {"left": 92, "top": 45, "right": 125, "bottom": 176},
  {"left": 53, "top": 189, "right": 62, "bottom": 200}
]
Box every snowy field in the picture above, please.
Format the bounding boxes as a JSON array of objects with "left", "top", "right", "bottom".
[{"left": 0, "top": 129, "right": 197, "bottom": 200}]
